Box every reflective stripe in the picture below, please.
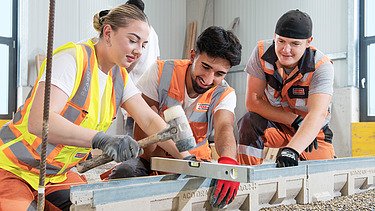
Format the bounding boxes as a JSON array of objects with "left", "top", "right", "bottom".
[
  {"left": 206, "top": 84, "right": 226, "bottom": 137},
  {"left": 62, "top": 45, "right": 91, "bottom": 123},
  {"left": 36, "top": 141, "right": 59, "bottom": 158},
  {"left": 63, "top": 105, "right": 81, "bottom": 123},
  {"left": 0, "top": 125, "right": 16, "bottom": 143},
  {"left": 111, "top": 65, "right": 124, "bottom": 109},
  {"left": 301, "top": 72, "right": 311, "bottom": 82},
  {"left": 158, "top": 60, "right": 175, "bottom": 110},
  {"left": 295, "top": 99, "right": 307, "bottom": 109},
  {"left": 13, "top": 105, "right": 24, "bottom": 123},
  {"left": 238, "top": 144, "right": 263, "bottom": 159},
  {"left": 70, "top": 45, "right": 92, "bottom": 108},
  {"left": 8, "top": 141, "right": 61, "bottom": 175},
  {"left": 195, "top": 139, "right": 208, "bottom": 148},
  {"left": 188, "top": 113, "right": 208, "bottom": 123},
  {"left": 157, "top": 60, "right": 232, "bottom": 158},
  {"left": 280, "top": 101, "right": 289, "bottom": 107}
]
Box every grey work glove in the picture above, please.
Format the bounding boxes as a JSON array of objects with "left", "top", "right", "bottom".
[
  {"left": 291, "top": 115, "right": 319, "bottom": 153},
  {"left": 91, "top": 132, "right": 143, "bottom": 162}
]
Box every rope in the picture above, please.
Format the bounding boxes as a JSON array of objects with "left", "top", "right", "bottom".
[{"left": 37, "top": 0, "right": 56, "bottom": 210}]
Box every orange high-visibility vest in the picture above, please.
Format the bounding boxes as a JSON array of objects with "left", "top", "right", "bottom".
[
  {"left": 258, "top": 40, "right": 332, "bottom": 125},
  {"left": 156, "top": 60, "right": 234, "bottom": 160}
]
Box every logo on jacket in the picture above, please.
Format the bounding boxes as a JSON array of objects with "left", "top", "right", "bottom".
[
  {"left": 196, "top": 103, "right": 210, "bottom": 111},
  {"left": 292, "top": 87, "right": 306, "bottom": 96},
  {"left": 75, "top": 153, "right": 87, "bottom": 158}
]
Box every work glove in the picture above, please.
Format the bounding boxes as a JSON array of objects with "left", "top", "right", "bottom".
[
  {"left": 291, "top": 115, "right": 318, "bottom": 152},
  {"left": 210, "top": 157, "right": 240, "bottom": 209},
  {"left": 276, "top": 147, "right": 299, "bottom": 167},
  {"left": 108, "top": 157, "right": 150, "bottom": 179},
  {"left": 91, "top": 131, "right": 142, "bottom": 162}
]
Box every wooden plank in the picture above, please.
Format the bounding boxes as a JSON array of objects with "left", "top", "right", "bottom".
[
  {"left": 264, "top": 147, "right": 279, "bottom": 161},
  {"left": 352, "top": 122, "right": 375, "bottom": 156},
  {"left": 35, "top": 54, "right": 46, "bottom": 73}
]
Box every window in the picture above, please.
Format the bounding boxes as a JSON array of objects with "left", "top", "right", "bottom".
[
  {"left": 360, "top": 0, "right": 375, "bottom": 121},
  {"left": 0, "top": 0, "right": 17, "bottom": 119}
]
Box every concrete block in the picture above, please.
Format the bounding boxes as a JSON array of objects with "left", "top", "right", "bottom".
[
  {"left": 304, "top": 157, "right": 375, "bottom": 203},
  {"left": 71, "top": 164, "right": 307, "bottom": 210},
  {"left": 70, "top": 157, "right": 375, "bottom": 210}
]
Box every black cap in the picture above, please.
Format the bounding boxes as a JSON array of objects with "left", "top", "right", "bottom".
[{"left": 275, "top": 9, "right": 312, "bottom": 39}]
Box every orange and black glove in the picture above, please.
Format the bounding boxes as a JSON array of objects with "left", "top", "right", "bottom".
[
  {"left": 291, "top": 115, "right": 318, "bottom": 152},
  {"left": 210, "top": 157, "right": 240, "bottom": 208}
]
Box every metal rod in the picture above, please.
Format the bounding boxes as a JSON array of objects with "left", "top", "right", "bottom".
[{"left": 37, "top": 0, "right": 56, "bottom": 210}]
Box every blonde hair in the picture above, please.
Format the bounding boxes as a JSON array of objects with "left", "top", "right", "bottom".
[{"left": 93, "top": 4, "right": 148, "bottom": 37}]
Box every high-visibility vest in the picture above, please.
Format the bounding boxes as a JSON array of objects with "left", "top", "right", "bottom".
[
  {"left": 156, "top": 60, "right": 234, "bottom": 160},
  {"left": 0, "top": 39, "right": 128, "bottom": 189},
  {"left": 258, "top": 40, "right": 332, "bottom": 125}
]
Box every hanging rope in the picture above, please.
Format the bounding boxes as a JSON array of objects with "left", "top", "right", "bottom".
[{"left": 37, "top": 0, "right": 56, "bottom": 210}]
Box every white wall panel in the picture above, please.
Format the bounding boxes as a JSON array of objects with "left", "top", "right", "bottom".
[
  {"left": 27, "top": 0, "right": 130, "bottom": 86},
  {"left": 144, "top": 0, "right": 186, "bottom": 59},
  {"left": 77, "top": 1, "right": 125, "bottom": 42}
]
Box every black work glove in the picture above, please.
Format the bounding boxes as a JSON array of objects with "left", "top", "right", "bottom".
[
  {"left": 276, "top": 147, "right": 299, "bottom": 167},
  {"left": 291, "top": 115, "right": 318, "bottom": 152},
  {"left": 91, "top": 132, "right": 142, "bottom": 162}
]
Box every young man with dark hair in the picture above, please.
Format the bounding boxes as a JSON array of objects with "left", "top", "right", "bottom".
[
  {"left": 109, "top": 26, "right": 242, "bottom": 208},
  {"left": 237, "top": 9, "right": 335, "bottom": 167}
]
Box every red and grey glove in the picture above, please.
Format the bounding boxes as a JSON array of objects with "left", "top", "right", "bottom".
[
  {"left": 210, "top": 157, "right": 240, "bottom": 208},
  {"left": 291, "top": 115, "right": 318, "bottom": 152}
]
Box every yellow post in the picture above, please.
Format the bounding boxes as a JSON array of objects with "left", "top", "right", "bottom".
[{"left": 352, "top": 122, "right": 375, "bottom": 157}]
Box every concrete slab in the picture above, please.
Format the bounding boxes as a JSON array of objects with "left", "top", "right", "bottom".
[{"left": 70, "top": 157, "right": 375, "bottom": 210}]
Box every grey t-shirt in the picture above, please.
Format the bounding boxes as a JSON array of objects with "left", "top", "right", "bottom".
[{"left": 245, "top": 45, "right": 334, "bottom": 96}]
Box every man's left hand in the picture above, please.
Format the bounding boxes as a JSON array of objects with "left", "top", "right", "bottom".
[{"left": 210, "top": 157, "right": 240, "bottom": 208}]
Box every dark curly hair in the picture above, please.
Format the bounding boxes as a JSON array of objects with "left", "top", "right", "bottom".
[{"left": 195, "top": 26, "right": 242, "bottom": 67}]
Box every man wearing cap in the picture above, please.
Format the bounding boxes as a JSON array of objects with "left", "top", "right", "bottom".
[{"left": 237, "top": 9, "right": 335, "bottom": 167}]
